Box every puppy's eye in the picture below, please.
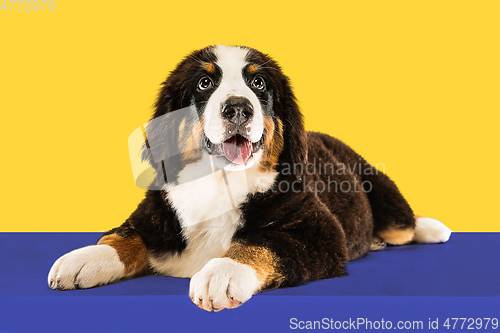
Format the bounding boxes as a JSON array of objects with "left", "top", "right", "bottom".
[
  {"left": 252, "top": 77, "right": 265, "bottom": 90},
  {"left": 198, "top": 77, "right": 213, "bottom": 90}
]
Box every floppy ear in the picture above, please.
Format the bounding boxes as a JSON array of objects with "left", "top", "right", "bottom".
[
  {"left": 275, "top": 74, "right": 308, "bottom": 176},
  {"left": 153, "top": 76, "right": 179, "bottom": 119},
  {"left": 140, "top": 74, "right": 187, "bottom": 187},
  {"left": 153, "top": 49, "right": 207, "bottom": 118},
  {"left": 140, "top": 63, "right": 205, "bottom": 188}
]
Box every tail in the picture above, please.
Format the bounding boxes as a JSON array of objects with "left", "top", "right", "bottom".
[
  {"left": 411, "top": 215, "right": 452, "bottom": 244},
  {"left": 374, "top": 215, "right": 452, "bottom": 249}
]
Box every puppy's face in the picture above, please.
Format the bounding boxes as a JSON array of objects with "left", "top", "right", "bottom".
[
  {"left": 147, "top": 45, "right": 306, "bottom": 183},
  {"left": 190, "top": 45, "right": 275, "bottom": 171}
]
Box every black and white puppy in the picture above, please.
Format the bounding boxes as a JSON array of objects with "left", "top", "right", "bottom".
[{"left": 48, "top": 45, "right": 451, "bottom": 312}]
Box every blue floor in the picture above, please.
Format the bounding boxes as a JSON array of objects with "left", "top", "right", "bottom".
[{"left": 0, "top": 232, "right": 499, "bottom": 332}]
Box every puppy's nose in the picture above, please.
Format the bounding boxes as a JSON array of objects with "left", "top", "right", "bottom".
[{"left": 221, "top": 97, "right": 253, "bottom": 127}]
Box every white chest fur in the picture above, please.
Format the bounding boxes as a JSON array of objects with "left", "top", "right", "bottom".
[{"left": 149, "top": 152, "right": 277, "bottom": 278}]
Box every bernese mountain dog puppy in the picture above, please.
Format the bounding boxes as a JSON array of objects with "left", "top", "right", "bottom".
[{"left": 48, "top": 45, "right": 452, "bottom": 312}]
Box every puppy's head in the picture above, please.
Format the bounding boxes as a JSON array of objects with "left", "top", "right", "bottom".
[{"left": 144, "top": 45, "right": 307, "bottom": 184}]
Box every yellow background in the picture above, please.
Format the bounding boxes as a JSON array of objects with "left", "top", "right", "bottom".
[{"left": 1, "top": 1, "right": 498, "bottom": 232}]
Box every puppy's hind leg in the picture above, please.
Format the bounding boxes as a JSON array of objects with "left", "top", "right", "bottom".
[{"left": 358, "top": 163, "right": 451, "bottom": 246}]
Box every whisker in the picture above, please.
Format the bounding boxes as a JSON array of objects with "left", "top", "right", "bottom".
[
  {"left": 189, "top": 55, "right": 206, "bottom": 66},
  {"left": 255, "top": 59, "right": 275, "bottom": 68},
  {"left": 257, "top": 66, "right": 282, "bottom": 73}
]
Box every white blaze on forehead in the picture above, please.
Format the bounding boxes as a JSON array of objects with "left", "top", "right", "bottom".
[
  {"left": 214, "top": 45, "right": 249, "bottom": 84},
  {"left": 203, "top": 45, "right": 264, "bottom": 145}
]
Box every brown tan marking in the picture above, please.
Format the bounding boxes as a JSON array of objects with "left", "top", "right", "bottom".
[
  {"left": 377, "top": 217, "right": 418, "bottom": 245},
  {"left": 179, "top": 117, "right": 204, "bottom": 162},
  {"left": 259, "top": 117, "right": 284, "bottom": 172},
  {"left": 223, "top": 243, "right": 284, "bottom": 290},
  {"left": 247, "top": 63, "right": 260, "bottom": 74},
  {"left": 202, "top": 62, "right": 215, "bottom": 73},
  {"left": 97, "top": 234, "right": 149, "bottom": 275}
]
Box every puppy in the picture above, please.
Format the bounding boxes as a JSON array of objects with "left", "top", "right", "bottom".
[{"left": 48, "top": 45, "right": 451, "bottom": 312}]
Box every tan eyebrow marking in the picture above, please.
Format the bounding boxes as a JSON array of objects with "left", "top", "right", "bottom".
[
  {"left": 247, "top": 63, "right": 260, "bottom": 74},
  {"left": 203, "top": 62, "right": 215, "bottom": 73}
]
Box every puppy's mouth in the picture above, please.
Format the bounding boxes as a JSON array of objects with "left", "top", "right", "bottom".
[{"left": 202, "top": 133, "right": 264, "bottom": 165}]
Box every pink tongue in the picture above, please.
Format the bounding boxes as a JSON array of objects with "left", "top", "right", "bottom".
[{"left": 223, "top": 136, "right": 252, "bottom": 164}]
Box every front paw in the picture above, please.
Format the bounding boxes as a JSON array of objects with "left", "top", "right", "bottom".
[
  {"left": 48, "top": 245, "right": 125, "bottom": 290},
  {"left": 189, "top": 258, "right": 261, "bottom": 312}
]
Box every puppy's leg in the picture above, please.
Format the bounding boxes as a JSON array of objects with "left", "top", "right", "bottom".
[
  {"left": 189, "top": 197, "right": 350, "bottom": 311},
  {"left": 189, "top": 243, "right": 283, "bottom": 312},
  {"left": 355, "top": 159, "right": 451, "bottom": 245},
  {"left": 48, "top": 225, "right": 148, "bottom": 290}
]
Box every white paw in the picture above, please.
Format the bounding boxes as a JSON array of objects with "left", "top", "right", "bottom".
[
  {"left": 48, "top": 245, "right": 125, "bottom": 290},
  {"left": 413, "top": 217, "right": 452, "bottom": 244},
  {"left": 189, "top": 258, "right": 261, "bottom": 312}
]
